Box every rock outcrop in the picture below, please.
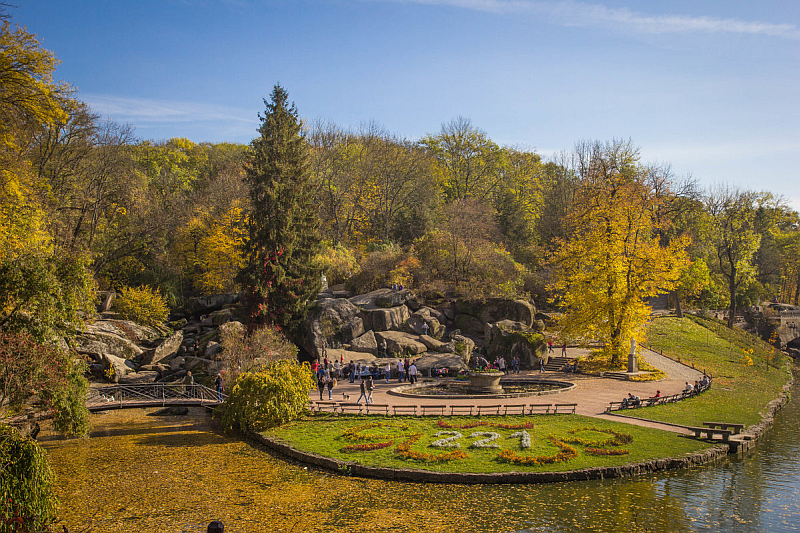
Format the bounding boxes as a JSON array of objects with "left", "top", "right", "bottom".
[
  {"left": 484, "top": 319, "right": 545, "bottom": 368},
  {"left": 374, "top": 331, "right": 427, "bottom": 356},
  {"left": 299, "top": 298, "right": 364, "bottom": 359}
]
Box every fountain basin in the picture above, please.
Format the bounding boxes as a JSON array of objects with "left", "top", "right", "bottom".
[{"left": 387, "top": 378, "right": 576, "bottom": 399}]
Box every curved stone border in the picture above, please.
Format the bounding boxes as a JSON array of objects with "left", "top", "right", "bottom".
[
  {"left": 247, "top": 431, "right": 729, "bottom": 485},
  {"left": 387, "top": 379, "right": 577, "bottom": 400}
]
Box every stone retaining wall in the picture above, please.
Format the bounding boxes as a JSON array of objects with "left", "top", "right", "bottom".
[{"left": 248, "top": 432, "right": 729, "bottom": 485}]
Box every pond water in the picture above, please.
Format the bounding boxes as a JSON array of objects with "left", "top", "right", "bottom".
[{"left": 42, "top": 370, "right": 800, "bottom": 533}]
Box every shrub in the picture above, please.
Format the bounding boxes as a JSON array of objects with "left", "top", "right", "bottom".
[
  {"left": 114, "top": 285, "right": 169, "bottom": 327},
  {"left": 0, "top": 424, "right": 59, "bottom": 532},
  {"left": 218, "top": 324, "right": 298, "bottom": 386},
  {"left": 315, "top": 243, "right": 360, "bottom": 286},
  {"left": 217, "top": 360, "right": 314, "bottom": 432}
]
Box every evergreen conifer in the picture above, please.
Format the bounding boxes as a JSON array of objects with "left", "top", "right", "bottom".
[{"left": 237, "top": 85, "right": 321, "bottom": 336}]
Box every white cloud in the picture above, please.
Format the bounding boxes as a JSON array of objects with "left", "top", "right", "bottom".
[
  {"left": 376, "top": 0, "right": 800, "bottom": 39},
  {"left": 81, "top": 94, "right": 257, "bottom": 125}
]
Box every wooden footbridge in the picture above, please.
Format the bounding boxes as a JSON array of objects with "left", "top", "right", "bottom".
[{"left": 86, "top": 384, "right": 225, "bottom": 412}]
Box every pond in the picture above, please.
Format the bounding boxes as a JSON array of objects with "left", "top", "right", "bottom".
[{"left": 42, "top": 370, "right": 800, "bottom": 532}]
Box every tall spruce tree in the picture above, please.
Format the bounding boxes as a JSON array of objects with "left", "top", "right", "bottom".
[{"left": 238, "top": 85, "right": 321, "bottom": 336}]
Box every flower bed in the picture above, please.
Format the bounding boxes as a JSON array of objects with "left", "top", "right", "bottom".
[{"left": 497, "top": 436, "right": 578, "bottom": 466}]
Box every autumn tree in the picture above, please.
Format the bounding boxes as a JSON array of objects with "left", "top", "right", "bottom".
[
  {"left": 551, "top": 141, "right": 689, "bottom": 365},
  {"left": 705, "top": 186, "right": 762, "bottom": 327},
  {"left": 422, "top": 116, "right": 507, "bottom": 202},
  {"left": 237, "top": 85, "right": 321, "bottom": 336}
]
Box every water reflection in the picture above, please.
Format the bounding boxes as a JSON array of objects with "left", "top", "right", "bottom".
[{"left": 43, "top": 376, "right": 800, "bottom": 533}]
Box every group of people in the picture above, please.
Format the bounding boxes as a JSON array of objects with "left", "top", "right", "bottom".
[
  {"left": 684, "top": 375, "right": 711, "bottom": 395},
  {"left": 473, "top": 356, "right": 521, "bottom": 374}
]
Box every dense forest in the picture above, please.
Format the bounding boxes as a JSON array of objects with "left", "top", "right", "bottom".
[{"left": 3, "top": 17, "right": 800, "bottom": 351}]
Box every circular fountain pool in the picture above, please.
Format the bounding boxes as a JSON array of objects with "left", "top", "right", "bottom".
[{"left": 388, "top": 378, "right": 576, "bottom": 399}]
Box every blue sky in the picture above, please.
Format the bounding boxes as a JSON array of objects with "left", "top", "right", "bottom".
[{"left": 15, "top": 0, "right": 800, "bottom": 209}]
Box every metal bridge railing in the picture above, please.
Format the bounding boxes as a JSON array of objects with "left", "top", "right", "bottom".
[{"left": 87, "top": 383, "right": 226, "bottom": 409}]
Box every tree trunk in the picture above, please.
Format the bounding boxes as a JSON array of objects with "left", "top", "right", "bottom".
[
  {"left": 794, "top": 271, "right": 800, "bottom": 306},
  {"left": 673, "top": 290, "right": 684, "bottom": 319},
  {"left": 728, "top": 279, "right": 737, "bottom": 329}
]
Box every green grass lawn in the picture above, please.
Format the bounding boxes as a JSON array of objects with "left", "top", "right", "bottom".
[
  {"left": 261, "top": 414, "right": 715, "bottom": 473},
  {"left": 636, "top": 315, "right": 792, "bottom": 427}
]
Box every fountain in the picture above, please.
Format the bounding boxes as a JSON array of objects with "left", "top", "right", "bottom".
[{"left": 388, "top": 370, "right": 575, "bottom": 399}]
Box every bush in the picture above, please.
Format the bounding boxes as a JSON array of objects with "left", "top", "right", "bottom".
[
  {"left": 114, "top": 285, "right": 169, "bottom": 327},
  {"left": 315, "top": 243, "right": 360, "bottom": 286},
  {"left": 347, "top": 244, "right": 407, "bottom": 294},
  {"left": 0, "top": 424, "right": 59, "bottom": 532},
  {"left": 217, "top": 360, "right": 314, "bottom": 432},
  {"left": 218, "top": 324, "right": 298, "bottom": 386}
]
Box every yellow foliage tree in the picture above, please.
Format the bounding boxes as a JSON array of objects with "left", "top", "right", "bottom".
[
  {"left": 550, "top": 141, "right": 689, "bottom": 365},
  {"left": 172, "top": 202, "right": 245, "bottom": 294}
]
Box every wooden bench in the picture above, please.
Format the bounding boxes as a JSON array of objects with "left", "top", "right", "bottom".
[
  {"left": 553, "top": 403, "right": 577, "bottom": 414},
  {"left": 393, "top": 405, "right": 417, "bottom": 416},
  {"left": 338, "top": 403, "right": 363, "bottom": 414},
  {"left": 528, "top": 403, "right": 553, "bottom": 414},
  {"left": 503, "top": 404, "right": 527, "bottom": 415},
  {"left": 315, "top": 401, "right": 340, "bottom": 413},
  {"left": 450, "top": 405, "right": 474, "bottom": 416},
  {"left": 686, "top": 426, "right": 732, "bottom": 442},
  {"left": 365, "top": 404, "right": 390, "bottom": 415},
  {"left": 702, "top": 422, "right": 744, "bottom": 435},
  {"left": 420, "top": 404, "right": 448, "bottom": 416},
  {"left": 476, "top": 404, "right": 503, "bottom": 416}
]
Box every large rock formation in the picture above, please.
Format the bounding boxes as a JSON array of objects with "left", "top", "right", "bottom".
[
  {"left": 407, "top": 307, "right": 445, "bottom": 338},
  {"left": 374, "top": 331, "right": 427, "bottom": 356},
  {"left": 484, "top": 319, "right": 545, "bottom": 369},
  {"left": 299, "top": 298, "right": 364, "bottom": 359},
  {"left": 349, "top": 330, "right": 378, "bottom": 355},
  {"left": 141, "top": 331, "right": 183, "bottom": 365},
  {"left": 186, "top": 293, "right": 239, "bottom": 316},
  {"left": 360, "top": 305, "right": 410, "bottom": 332}
]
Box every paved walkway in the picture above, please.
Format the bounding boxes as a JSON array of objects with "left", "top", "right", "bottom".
[{"left": 312, "top": 348, "right": 706, "bottom": 434}]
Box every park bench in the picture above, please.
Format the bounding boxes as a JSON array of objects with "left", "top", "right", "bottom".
[
  {"left": 450, "top": 405, "right": 475, "bottom": 416},
  {"left": 553, "top": 403, "right": 577, "bottom": 414},
  {"left": 365, "top": 404, "right": 390, "bottom": 415},
  {"left": 393, "top": 405, "right": 417, "bottom": 416},
  {"left": 420, "top": 404, "right": 448, "bottom": 416},
  {"left": 686, "top": 425, "right": 732, "bottom": 442},
  {"left": 702, "top": 421, "right": 744, "bottom": 435},
  {"left": 528, "top": 404, "right": 553, "bottom": 414},
  {"left": 503, "top": 404, "right": 527, "bottom": 415},
  {"left": 315, "top": 401, "right": 339, "bottom": 413},
  {"left": 338, "top": 403, "right": 363, "bottom": 414},
  {"left": 476, "top": 405, "right": 503, "bottom": 416}
]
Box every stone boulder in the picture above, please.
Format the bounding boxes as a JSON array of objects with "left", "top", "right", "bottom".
[
  {"left": 350, "top": 288, "right": 414, "bottom": 310},
  {"left": 419, "top": 334, "right": 449, "bottom": 352},
  {"left": 455, "top": 298, "right": 537, "bottom": 329},
  {"left": 326, "top": 348, "right": 377, "bottom": 364},
  {"left": 84, "top": 319, "right": 161, "bottom": 343},
  {"left": 186, "top": 293, "right": 239, "bottom": 316},
  {"left": 76, "top": 330, "right": 143, "bottom": 361},
  {"left": 348, "top": 330, "right": 378, "bottom": 355},
  {"left": 442, "top": 334, "right": 475, "bottom": 365},
  {"left": 360, "top": 305, "right": 410, "bottom": 332},
  {"left": 484, "top": 320, "right": 545, "bottom": 369},
  {"left": 118, "top": 370, "right": 159, "bottom": 384},
  {"left": 100, "top": 353, "right": 137, "bottom": 382},
  {"left": 218, "top": 320, "right": 245, "bottom": 341},
  {"left": 141, "top": 331, "right": 183, "bottom": 366},
  {"left": 407, "top": 308, "right": 445, "bottom": 338},
  {"left": 453, "top": 314, "right": 485, "bottom": 335},
  {"left": 412, "top": 353, "right": 468, "bottom": 377},
  {"left": 374, "top": 331, "right": 428, "bottom": 356},
  {"left": 204, "top": 341, "right": 223, "bottom": 359},
  {"left": 300, "top": 298, "right": 365, "bottom": 359}
]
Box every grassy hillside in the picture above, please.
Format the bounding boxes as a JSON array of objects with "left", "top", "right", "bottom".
[{"left": 638, "top": 316, "right": 792, "bottom": 427}]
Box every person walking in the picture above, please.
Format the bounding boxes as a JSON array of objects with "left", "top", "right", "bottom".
[
  {"left": 357, "top": 376, "right": 369, "bottom": 405},
  {"left": 561, "top": 343, "right": 567, "bottom": 356},
  {"left": 408, "top": 361, "right": 418, "bottom": 384},
  {"left": 422, "top": 322, "right": 429, "bottom": 336},
  {"left": 317, "top": 372, "right": 326, "bottom": 400},
  {"left": 540, "top": 359, "right": 545, "bottom": 373},
  {"left": 365, "top": 375, "right": 374, "bottom": 403},
  {"left": 326, "top": 372, "right": 335, "bottom": 400},
  {"left": 183, "top": 371, "right": 194, "bottom": 397},
  {"left": 334, "top": 360, "right": 341, "bottom": 380},
  {"left": 385, "top": 362, "right": 391, "bottom": 383},
  {"left": 404, "top": 358, "right": 411, "bottom": 382},
  {"left": 548, "top": 340, "right": 554, "bottom": 353},
  {"left": 214, "top": 373, "right": 224, "bottom": 402},
  {"left": 498, "top": 357, "right": 507, "bottom": 375},
  {"left": 397, "top": 359, "right": 405, "bottom": 382},
  {"left": 349, "top": 362, "right": 356, "bottom": 383}
]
